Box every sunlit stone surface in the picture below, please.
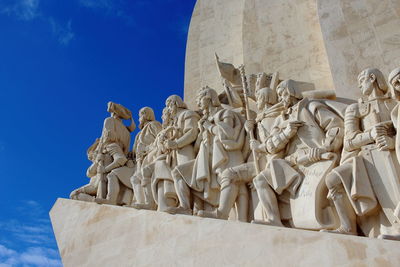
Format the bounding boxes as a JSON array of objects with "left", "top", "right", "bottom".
[{"left": 50, "top": 199, "right": 400, "bottom": 267}]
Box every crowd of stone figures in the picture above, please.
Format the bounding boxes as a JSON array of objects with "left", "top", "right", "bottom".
[{"left": 71, "top": 62, "right": 400, "bottom": 240}]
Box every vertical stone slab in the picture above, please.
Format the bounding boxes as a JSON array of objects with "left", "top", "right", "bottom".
[
  {"left": 184, "top": 0, "right": 246, "bottom": 109},
  {"left": 184, "top": 0, "right": 337, "bottom": 109},
  {"left": 318, "top": 0, "right": 400, "bottom": 100},
  {"left": 242, "top": 0, "right": 335, "bottom": 92}
]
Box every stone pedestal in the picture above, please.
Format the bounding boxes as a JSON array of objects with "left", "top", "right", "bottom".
[{"left": 50, "top": 198, "right": 400, "bottom": 267}]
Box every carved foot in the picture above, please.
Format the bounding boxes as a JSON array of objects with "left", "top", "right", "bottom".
[
  {"left": 320, "top": 226, "right": 356, "bottom": 236},
  {"left": 251, "top": 219, "right": 283, "bottom": 227},
  {"left": 129, "top": 203, "right": 157, "bottom": 210},
  {"left": 197, "top": 210, "right": 218, "bottom": 219},
  {"left": 94, "top": 198, "right": 114, "bottom": 205},
  {"left": 165, "top": 206, "right": 193, "bottom": 216},
  {"left": 378, "top": 234, "right": 400, "bottom": 241}
]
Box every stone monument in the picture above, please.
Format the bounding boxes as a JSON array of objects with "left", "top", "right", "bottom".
[{"left": 51, "top": 0, "right": 400, "bottom": 266}]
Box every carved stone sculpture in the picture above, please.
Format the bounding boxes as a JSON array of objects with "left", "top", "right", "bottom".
[
  {"left": 197, "top": 87, "right": 282, "bottom": 222},
  {"left": 71, "top": 102, "right": 135, "bottom": 206},
  {"left": 390, "top": 68, "right": 400, "bottom": 164},
  {"left": 93, "top": 102, "right": 135, "bottom": 205},
  {"left": 130, "top": 107, "right": 162, "bottom": 209},
  {"left": 70, "top": 139, "right": 102, "bottom": 202},
  {"left": 141, "top": 128, "right": 179, "bottom": 212},
  {"left": 172, "top": 87, "right": 246, "bottom": 216},
  {"left": 157, "top": 95, "right": 200, "bottom": 215},
  {"left": 324, "top": 68, "right": 400, "bottom": 238},
  {"left": 71, "top": 55, "right": 400, "bottom": 242},
  {"left": 251, "top": 80, "right": 344, "bottom": 228}
]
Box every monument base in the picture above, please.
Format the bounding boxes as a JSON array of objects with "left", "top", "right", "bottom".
[{"left": 50, "top": 198, "right": 400, "bottom": 266}]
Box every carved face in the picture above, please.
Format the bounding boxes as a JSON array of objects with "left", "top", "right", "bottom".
[
  {"left": 277, "top": 86, "right": 292, "bottom": 109},
  {"left": 197, "top": 94, "right": 211, "bottom": 111},
  {"left": 139, "top": 109, "right": 147, "bottom": 124},
  {"left": 166, "top": 99, "right": 178, "bottom": 117},
  {"left": 358, "top": 73, "right": 375, "bottom": 96},
  {"left": 391, "top": 73, "right": 400, "bottom": 93}
]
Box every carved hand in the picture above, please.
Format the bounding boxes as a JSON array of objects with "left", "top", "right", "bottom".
[
  {"left": 141, "top": 177, "right": 151, "bottom": 186},
  {"left": 198, "top": 119, "right": 205, "bottom": 131},
  {"left": 203, "top": 120, "right": 213, "bottom": 132},
  {"left": 376, "top": 136, "right": 395, "bottom": 151},
  {"left": 307, "top": 148, "right": 326, "bottom": 163},
  {"left": 250, "top": 139, "right": 263, "bottom": 153},
  {"left": 245, "top": 120, "right": 255, "bottom": 133},
  {"left": 97, "top": 163, "right": 105, "bottom": 174},
  {"left": 166, "top": 140, "right": 178, "bottom": 150},
  {"left": 202, "top": 130, "right": 209, "bottom": 141},
  {"left": 283, "top": 120, "right": 304, "bottom": 138},
  {"left": 370, "top": 125, "right": 387, "bottom": 140}
]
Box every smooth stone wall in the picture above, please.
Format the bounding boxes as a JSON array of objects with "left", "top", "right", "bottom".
[
  {"left": 50, "top": 198, "right": 400, "bottom": 267},
  {"left": 184, "top": 0, "right": 400, "bottom": 108}
]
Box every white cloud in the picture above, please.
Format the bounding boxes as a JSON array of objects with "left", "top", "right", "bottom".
[
  {"left": 79, "top": 0, "right": 135, "bottom": 26},
  {"left": 79, "top": 0, "right": 113, "bottom": 9},
  {"left": 0, "top": 245, "right": 61, "bottom": 267},
  {"left": 0, "top": 218, "right": 55, "bottom": 246},
  {"left": 0, "top": 1, "right": 75, "bottom": 46},
  {"left": 0, "top": 0, "right": 40, "bottom": 21},
  {"left": 50, "top": 18, "right": 75, "bottom": 46},
  {"left": 0, "top": 245, "right": 17, "bottom": 258},
  {"left": 0, "top": 200, "right": 60, "bottom": 264}
]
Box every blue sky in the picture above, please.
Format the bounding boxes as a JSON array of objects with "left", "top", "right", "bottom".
[{"left": 0, "top": 0, "right": 196, "bottom": 265}]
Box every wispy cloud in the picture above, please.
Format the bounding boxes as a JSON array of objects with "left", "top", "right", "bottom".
[
  {"left": 50, "top": 18, "right": 75, "bottom": 46},
  {"left": 0, "top": 0, "right": 75, "bottom": 46},
  {"left": 0, "top": 245, "right": 61, "bottom": 267},
  {"left": 79, "top": 0, "right": 113, "bottom": 9},
  {"left": 0, "top": 200, "right": 61, "bottom": 266},
  {"left": 0, "top": 0, "right": 40, "bottom": 21},
  {"left": 79, "top": 0, "right": 135, "bottom": 27}
]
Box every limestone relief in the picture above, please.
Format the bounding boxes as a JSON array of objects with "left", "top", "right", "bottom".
[{"left": 70, "top": 59, "right": 400, "bottom": 241}]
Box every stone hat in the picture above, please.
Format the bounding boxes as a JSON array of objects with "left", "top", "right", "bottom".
[
  {"left": 388, "top": 67, "right": 400, "bottom": 86},
  {"left": 107, "top": 102, "right": 132, "bottom": 120},
  {"left": 277, "top": 79, "right": 303, "bottom": 99},
  {"left": 358, "top": 68, "right": 388, "bottom": 93}
]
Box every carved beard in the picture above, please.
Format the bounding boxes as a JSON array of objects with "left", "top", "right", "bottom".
[
  {"left": 139, "top": 119, "right": 148, "bottom": 130},
  {"left": 282, "top": 98, "right": 291, "bottom": 109},
  {"left": 169, "top": 106, "right": 177, "bottom": 118},
  {"left": 393, "top": 79, "right": 400, "bottom": 92}
]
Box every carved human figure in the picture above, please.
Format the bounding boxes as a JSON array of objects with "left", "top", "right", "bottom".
[
  {"left": 130, "top": 107, "right": 162, "bottom": 209},
  {"left": 140, "top": 128, "right": 179, "bottom": 212},
  {"left": 74, "top": 102, "right": 136, "bottom": 206},
  {"left": 152, "top": 95, "right": 200, "bottom": 215},
  {"left": 95, "top": 102, "right": 136, "bottom": 205},
  {"left": 70, "top": 139, "right": 102, "bottom": 202},
  {"left": 161, "top": 107, "right": 172, "bottom": 128},
  {"left": 389, "top": 68, "right": 400, "bottom": 163},
  {"left": 247, "top": 80, "right": 344, "bottom": 227},
  {"left": 198, "top": 87, "right": 283, "bottom": 222},
  {"left": 173, "top": 87, "right": 246, "bottom": 216},
  {"left": 324, "top": 68, "right": 400, "bottom": 237}
]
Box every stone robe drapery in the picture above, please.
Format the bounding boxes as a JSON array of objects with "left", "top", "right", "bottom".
[
  {"left": 132, "top": 121, "right": 162, "bottom": 163},
  {"left": 102, "top": 117, "right": 131, "bottom": 155},
  {"left": 175, "top": 108, "right": 245, "bottom": 206},
  {"left": 334, "top": 97, "right": 395, "bottom": 219},
  {"left": 171, "top": 109, "right": 200, "bottom": 166},
  {"left": 142, "top": 154, "right": 178, "bottom": 207},
  {"left": 265, "top": 98, "right": 344, "bottom": 229}
]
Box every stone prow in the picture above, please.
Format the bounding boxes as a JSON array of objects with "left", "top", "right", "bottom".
[{"left": 50, "top": 198, "right": 400, "bottom": 267}]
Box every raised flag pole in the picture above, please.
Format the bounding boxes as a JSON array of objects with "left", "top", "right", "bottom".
[{"left": 239, "top": 64, "right": 260, "bottom": 174}]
